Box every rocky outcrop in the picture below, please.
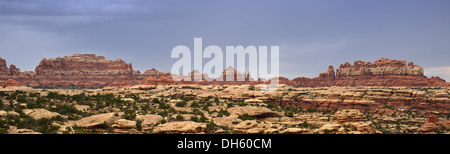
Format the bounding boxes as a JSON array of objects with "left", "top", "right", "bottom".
[
  {"left": 0, "top": 54, "right": 174, "bottom": 88},
  {"left": 420, "top": 115, "right": 443, "bottom": 134},
  {"left": 333, "top": 58, "right": 445, "bottom": 86},
  {"left": 136, "top": 114, "right": 163, "bottom": 128},
  {"left": 33, "top": 54, "right": 135, "bottom": 87},
  {"left": 0, "top": 57, "right": 33, "bottom": 86},
  {"left": 292, "top": 65, "right": 336, "bottom": 87},
  {"left": 334, "top": 109, "right": 367, "bottom": 123},
  {"left": 0, "top": 79, "right": 23, "bottom": 87},
  {"left": 111, "top": 119, "right": 137, "bottom": 129},
  {"left": 332, "top": 109, "right": 377, "bottom": 134},
  {"left": 152, "top": 121, "right": 206, "bottom": 134},
  {"left": 134, "top": 68, "right": 171, "bottom": 84},
  {"left": 140, "top": 75, "right": 175, "bottom": 85},
  {"left": 71, "top": 112, "right": 121, "bottom": 128},
  {"left": 291, "top": 58, "right": 448, "bottom": 87},
  {"left": 22, "top": 108, "right": 61, "bottom": 120},
  {"left": 0, "top": 58, "right": 21, "bottom": 76},
  {"left": 0, "top": 55, "right": 448, "bottom": 88},
  {"left": 227, "top": 106, "right": 280, "bottom": 119},
  {"left": 232, "top": 120, "right": 272, "bottom": 134}
]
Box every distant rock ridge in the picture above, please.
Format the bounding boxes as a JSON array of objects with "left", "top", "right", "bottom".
[
  {"left": 32, "top": 54, "right": 135, "bottom": 87},
  {"left": 0, "top": 54, "right": 448, "bottom": 87},
  {"left": 332, "top": 57, "right": 446, "bottom": 86},
  {"left": 0, "top": 54, "right": 171, "bottom": 87},
  {"left": 336, "top": 57, "right": 424, "bottom": 77}
]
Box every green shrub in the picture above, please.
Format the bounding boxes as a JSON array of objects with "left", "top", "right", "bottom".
[
  {"left": 205, "top": 122, "right": 218, "bottom": 134},
  {"left": 152, "top": 98, "right": 161, "bottom": 104},
  {"left": 238, "top": 113, "right": 256, "bottom": 120},
  {"left": 176, "top": 115, "right": 185, "bottom": 121},
  {"left": 190, "top": 101, "right": 200, "bottom": 108},
  {"left": 175, "top": 101, "right": 187, "bottom": 107},
  {"left": 218, "top": 109, "right": 230, "bottom": 117},
  {"left": 323, "top": 129, "right": 333, "bottom": 134},
  {"left": 0, "top": 128, "right": 7, "bottom": 134},
  {"left": 136, "top": 120, "right": 143, "bottom": 131},
  {"left": 158, "top": 102, "right": 171, "bottom": 110},
  {"left": 123, "top": 110, "right": 137, "bottom": 120},
  {"left": 190, "top": 116, "right": 198, "bottom": 122},
  {"left": 0, "top": 100, "right": 4, "bottom": 110},
  {"left": 199, "top": 115, "right": 208, "bottom": 123},
  {"left": 160, "top": 119, "right": 167, "bottom": 124}
]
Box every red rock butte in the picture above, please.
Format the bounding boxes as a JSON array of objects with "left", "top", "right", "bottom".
[
  {"left": 0, "top": 54, "right": 448, "bottom": 88},
  {"left": 288, "top": 57, "right": 448, "bottom": 87}
]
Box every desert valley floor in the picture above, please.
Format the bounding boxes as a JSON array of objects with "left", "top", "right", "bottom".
[{"left": 1, "top": 84, "right": 449, "bottom": 134}]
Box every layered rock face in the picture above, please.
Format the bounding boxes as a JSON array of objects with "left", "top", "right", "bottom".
[
  {"left": 134, "top": 68, "right": 171, "bottom": 84},
  {"left": 0, "top": 55, "right": 448, "bottom": 88},
  {"left": 32, "top": 54, "right": 135, "bottom": 87},
  {"left": 0, "top": 58, "right": 22, "bottom": 76},
  {"left": 1, "top": 54, "right": 174, "bottom": 88},
  {"left": 333, "top": 58, "right": 443, "bottom": 86},
  {"left": 291, "top": 58, "right": 448, "bottom": 87},
  {"left": 0, "top": 57, "right": 31, "bottom": 87},
  {"left": 291, "top": 65, "right": 336, "bottom": 87}
]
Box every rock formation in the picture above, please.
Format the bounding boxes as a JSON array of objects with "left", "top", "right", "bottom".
[
  {"left": 0, "top": 55, "right": 448, "bottom": 88},
  {"left": 32, "top": 54, "right": 135, "bottom": 87},
  {"left": 0, "top": 54, "right": 172, "bottom": 88},
  {"left": 0, "top": 57, "right": 32, "bottom": 86},
  {"left": 420, "top": 115, "right": 443, "bottom": 134},
  {"left": 22, "top": 108, "right": 61, "bottom": 120},
  {"left": 292, "top": 57, "right": 448, "bottom": 87},
  {"left": 333, "top": 57, "right": 444, "bottom": 86},
  {"left": 70, "top": 112, "right": 121, "bottom": 128},
  {"left": 152, "top": 121, "right": 206, "bottom": 134}
]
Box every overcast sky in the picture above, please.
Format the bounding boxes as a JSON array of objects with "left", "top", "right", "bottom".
[{"left": 0, "top": 0, "right": 449, "bottom": 81}]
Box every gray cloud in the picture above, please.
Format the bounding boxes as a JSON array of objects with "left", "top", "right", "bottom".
[{"left": 0, "top": 0, "right": 449, "bottom": 81}]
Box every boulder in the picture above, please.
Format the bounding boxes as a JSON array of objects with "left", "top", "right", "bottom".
[
  {"left": 111, "top": 119, "right": 137, "bottom": 129},
  {"left": 72, "top": 112, "right": 120, "bottom": 128},
  {"left": 227, "top": 106, "right": 279, "bottom": 119},
  {"left": 136, "top": 115, "right": 163, "bottom": 127},
  {"left": 243, "top": 99, "right": 263, "bottom": 104},
  {"left": 212, "top": 115, "right": 240, "bottom": 128},
  {"left": 23, "top": 108, "right": 61, "bottom": 120},
  {"left": 74, "top": 105, "right": 90, "bottom": 112},
  {"left": 153, "top": 121, "right": 206, "bottom": 134},
  {"left": 334, "top": 109, "right": 366, "bottom": 123},
  {"left": 232, "top": 120, "right": 270, "bottom": 134},
  {"left": 420, "top": 122, "right": 438, "bottom": 134},
  {"left": 0, "top": 110, "right": 6, "bottom": 117},
  {"left": 319, "top": 123, "right": 341, "bottom": 132},
  {"left": 280, "top": 128, "right": 310, "bottom": 134}
]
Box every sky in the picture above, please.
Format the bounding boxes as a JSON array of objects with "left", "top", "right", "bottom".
[{"left": 0, "top": 0, "right": 449, "bottom": 81}]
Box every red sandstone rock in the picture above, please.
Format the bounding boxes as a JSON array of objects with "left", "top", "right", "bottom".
[
  {"left": 332, "top": 58, "right": 446, "bottom": 86},
  {"left": 290, "top": 58, "right": 448, "bottom": 87},
  {"left": 444, "top": 121, "right": 450, "bottom": 129},
  {"left": 6, "top": 79, "right": 23, "bottom": 87},
  {"left": 141, "top": 76, "right": 157, "bottom": 85},
  {"left": 420, "top": 122, "right": 438, "bottom": 134},
  {"left": 0, "top": 55, "right": 448, "bottom": 88},
  {"left": 32, "top": 54, "right": 135, "bottom": 87},
  {"left": 428, "top": 115, "right": 439, "bottom": 124},
  {"left": 0, "top": 58, "right": 8, "bottom": 72},
  {"left": 140, "top": 75, "right": 175, "bottom": 85},
  {"left": 420, "top": 115, "right": 445, "bottom": 134}
]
